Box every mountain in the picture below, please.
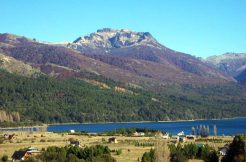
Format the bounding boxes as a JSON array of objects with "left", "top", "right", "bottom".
[
  {"left": 0, "top": 30, "right": 246, "bottom": 125},
  {"left": 67, "top": 28, "right": 233, "bottom": 85},
  {"left": 0, "top": 33, "right": 143, "bottom": 82},
  {"left": 0, "top": 31, "right": 233, "bottom": 88},
  {"left": 206, "top": 53, "right": 246, "bottom": 83}
]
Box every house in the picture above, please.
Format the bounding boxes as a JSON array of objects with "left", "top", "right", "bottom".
[
  {"left": 170, "top": 136, "right": 179, "bottom": 143},
  {"left": 177, "top": 131, "right": 184, "bottom": 136},
  {"left": 133, "top": 132, "right": 145, "bottom": 137},
  {"left": 133, "top": 132, "right": 139, "bottom": 136},
  {"left": 70, "top": 130, "right": 75, "bottom": 133},
  {"left": 70, "top": 140, "right": 80, "bottom": 147},
  {"left": 162, "top": 133, "right": 170, "bottom": 139},
  {"left": 139, "top": 132, "right": 145, "bottom": 136},
  {"left": 108, "top": 137, "right": 118, "bottom": 143},
  {"left": 27, "top": 147, "right": 41, "bottom": 155},
  {"left": 12, "top": 151, "right": 30, "bottom": 161}
]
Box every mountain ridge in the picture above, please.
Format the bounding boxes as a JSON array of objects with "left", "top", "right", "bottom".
[
  {"left": 67, "top": 28, "right": 234, "bottom": 84},
  {"left": 0, "top": 30, "right": 237, "bottom": 86},
  {"left": 72, "top": 28, "right": 162, "bottom": 49},
  {"left": 205, "top": 52, "right": 246, "bottom": 83}
]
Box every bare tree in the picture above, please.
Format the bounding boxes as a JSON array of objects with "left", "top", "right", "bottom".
[
  {"left": 191, "top": 127, "right": 196, "bottom": 135},
  {"left": 207, "top": 125, "right": 210, "bottom": 136},
  {"left": 213, "top": 125, "right": 217, "bottom": 137}
]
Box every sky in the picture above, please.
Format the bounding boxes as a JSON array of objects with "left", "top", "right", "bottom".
[{"left": 0, "top": 0, "right": 245, "bottom": 58}]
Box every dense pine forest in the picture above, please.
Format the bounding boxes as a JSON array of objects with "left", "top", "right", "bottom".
[{"left": 0, "top": 69, "right": 246, "bottom": 126}]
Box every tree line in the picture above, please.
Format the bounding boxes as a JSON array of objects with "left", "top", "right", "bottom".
[
  {"left": 1, "top": 69, "right": 246, "bottom": 126},
  {"left": 22, "top": 145, "right": 116, "bottom": 162}
]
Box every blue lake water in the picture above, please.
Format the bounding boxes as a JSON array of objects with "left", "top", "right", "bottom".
[{"left": 48, "top": 117, "right": 246, "bottom": 135}]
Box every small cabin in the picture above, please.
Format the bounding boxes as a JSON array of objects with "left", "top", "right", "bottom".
[
  {"left": 70, "top": 130, "right": 75, "bottom": 133},
  {"left": 108, "top": 137, "right": 118, "bottom": 144}
]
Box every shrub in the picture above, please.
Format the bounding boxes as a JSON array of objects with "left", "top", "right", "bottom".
[
  {"left": 222, "top": 135, "right": 245, "bottom": 162},
  {"left": 47, "top": 139, "right": 55, "bottom": 142},
  {"left": 1, "top": 155, "right": 8, "bottom": 162},
  {"left": 141, "top": 148, "right": 155, "bottom": 162},
  {"left": 116, "top": 149, "right": 122, "bottom": 155},
  {"left": 38, "top": 145, "right": 115, "bottom": 162},
  {"left": 0, "top": 138, "right": 4, "bottom": 144},
  {"left": 68, "top": 138, "right": 75, "bottom": 142}
]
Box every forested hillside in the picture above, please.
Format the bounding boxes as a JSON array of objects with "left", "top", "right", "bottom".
[{"left": 0, "top": 69, "right": 246, "bottom": 125}]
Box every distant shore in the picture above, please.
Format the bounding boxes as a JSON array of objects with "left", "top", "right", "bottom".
[{"left": 48, "top": 116, "right": 246, "bottom": 126}]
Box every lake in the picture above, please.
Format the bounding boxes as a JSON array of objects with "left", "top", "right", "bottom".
[{"left": 48, "top": 117, "right": 246, "bottom": 135}]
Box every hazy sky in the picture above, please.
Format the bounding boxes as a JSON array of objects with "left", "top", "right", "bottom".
[{"left": 0, "top": 0, "right": 245, "bottom": 58}]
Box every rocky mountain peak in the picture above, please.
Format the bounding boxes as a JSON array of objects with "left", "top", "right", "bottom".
[
  {"left": 206, "top": 53, "right": 246, "bottom": 65},
  {"left": 206, "top": 53, "right": 246, "bottom": 77},
  {"left": 73, "top": 28, "right": 161, "bottom": 49}
]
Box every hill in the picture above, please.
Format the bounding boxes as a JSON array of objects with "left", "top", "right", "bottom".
[
  {"left": 0, "top": 69, "right": 246, "bottom": 125},
  {"left": 0, "top": 53, "right": 40, "bottom": 76}
]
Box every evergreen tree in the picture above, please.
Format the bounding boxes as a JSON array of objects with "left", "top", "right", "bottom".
[
  {"left": 141, "top": 148, "right": 155, "bottom": 162},
  {"left": 222, "top": 135, "right": 245, "bottom": 162}
]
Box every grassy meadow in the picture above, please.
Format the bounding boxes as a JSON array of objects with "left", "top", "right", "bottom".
[{"left": 0, "top": 131, "right": 233, "bottom": 162}]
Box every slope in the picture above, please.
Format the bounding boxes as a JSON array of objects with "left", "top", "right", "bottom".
[{"left": 0, "top": 69, "right": 246, "bottom": 126}]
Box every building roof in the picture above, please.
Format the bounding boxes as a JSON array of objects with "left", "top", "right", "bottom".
[
  {"left": 12, "top": 151, "right": 27, "bottom": 160},
  {"left": 27, "top": 147, "right": 38, "bottom": 151}
]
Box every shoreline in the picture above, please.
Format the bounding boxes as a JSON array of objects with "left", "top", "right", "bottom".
[{"left": 48, "top": 116, "right": 246, "bottom": 126}]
